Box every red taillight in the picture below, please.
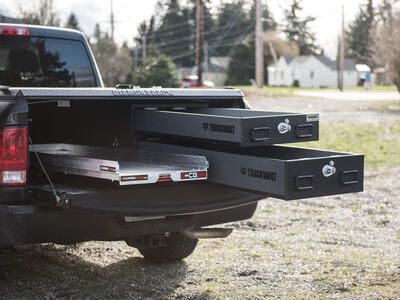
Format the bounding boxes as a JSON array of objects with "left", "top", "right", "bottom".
[
  {"left": 0, "top": 128, "right": 28, "bottom": 186},
  {"left": 0, "top": 26, "right": 30, "bottom": 36}
]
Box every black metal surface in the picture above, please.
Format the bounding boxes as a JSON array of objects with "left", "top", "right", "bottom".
[
  {"left": 135, "top": 108, "right": 319, "bottom": 147},
  {"left": 139, "top": 141, "right": 364, "bottom": 200},
  {"left": 0, "top": 202, "right": 257, "bottom": 245},
  {"left": 29, "top": 181, "right": 263, "bottom": 216}
]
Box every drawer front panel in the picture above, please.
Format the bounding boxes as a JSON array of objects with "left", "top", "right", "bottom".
[
  {"left": 138, "top": 141, "right": 364, "bottom": 200},
  {"left": 135, "top": 109, "right": 319, "bottom": 147}
]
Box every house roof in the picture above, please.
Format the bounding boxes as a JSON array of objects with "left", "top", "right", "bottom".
[{"left": 282, "top": 55, "right": 356, "bottom": 71}]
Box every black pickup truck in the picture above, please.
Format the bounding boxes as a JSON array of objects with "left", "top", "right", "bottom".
[{"left": 0, "top": 24, "right": 364, "bottom": 263}]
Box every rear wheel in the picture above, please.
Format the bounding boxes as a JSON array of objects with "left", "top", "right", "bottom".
[{"left": 139, "top": 232, "right": 198, "bottom": 263}]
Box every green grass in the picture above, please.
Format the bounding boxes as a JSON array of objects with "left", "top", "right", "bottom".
[
  {"left": 294, "top": 121, "right": 400, "bottom": 169},
  {"left": 369, "top": 100, "right": 400, "bottom": 112}
]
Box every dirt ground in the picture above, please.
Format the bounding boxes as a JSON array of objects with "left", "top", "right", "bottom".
[{"left": 0, "top": 92, "right": 399, "bottom": 299}]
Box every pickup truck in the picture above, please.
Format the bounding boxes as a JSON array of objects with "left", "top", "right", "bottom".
[{"left": 0, "top": 24, "right": 364, "bottom": 263}]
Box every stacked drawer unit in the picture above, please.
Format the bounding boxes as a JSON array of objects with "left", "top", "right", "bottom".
[{"left": 136, "top": 108, "right": 364, "bottom": 200}]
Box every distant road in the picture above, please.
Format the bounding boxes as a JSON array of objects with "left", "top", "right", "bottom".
[{"left": 294, "top": 90, "right": 400, "bottom": 101}]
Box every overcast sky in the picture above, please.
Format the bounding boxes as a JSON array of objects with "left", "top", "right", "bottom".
[{"left": 2, "top": 0, "right": 377, "bottom": 58}]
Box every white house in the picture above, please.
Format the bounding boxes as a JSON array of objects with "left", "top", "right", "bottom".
[{"left": 268, "top": 55, "right": 358, "bottom": 88}]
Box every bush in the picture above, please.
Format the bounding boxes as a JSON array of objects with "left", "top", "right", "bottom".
[{"left": 133, "top": 55, "right": 179, "bottom": 88}]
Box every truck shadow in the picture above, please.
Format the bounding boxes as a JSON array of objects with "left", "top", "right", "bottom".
[{"left": 0, "top": 244, "right": 188, "bottom": 299}]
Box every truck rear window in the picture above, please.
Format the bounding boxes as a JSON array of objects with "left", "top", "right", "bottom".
[{"left": 0, "top": 36, "right": 96, "bottom": 87}]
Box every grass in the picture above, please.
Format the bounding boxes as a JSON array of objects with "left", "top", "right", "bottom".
[
  {"left": 369, "top": 100, "right": 400, "bottom": 112},
  {"left": 294, "top": 121, "right": 400, "bottom": 169},
  {"left": 235, "top": 85, "right": 399, "bottom": 98}
]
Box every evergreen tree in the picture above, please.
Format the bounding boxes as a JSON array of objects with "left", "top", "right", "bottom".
[
  {"left": 65, "top": 12, "right": 80, "bottom": 30},
  {"left": 151, "top": 0, "right": 194, "bottom": 67},
  {"left": 133, "top": 55, "right": 179, "bottom": 88},
  {"left": 346, "top": 0, "right": 375, "bottom": 64},
  {"left": 225, "top": 3, "right": 277, "bottom": 85},
  {"left": 213, "top": 0, "right": 253, "bottom": 57},
  {"left": 283, "top": 0, "right": 320, "bottom": 55}
]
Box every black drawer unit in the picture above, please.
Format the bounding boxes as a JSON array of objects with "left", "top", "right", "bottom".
[
  {"left": 138, "top": 141, "right": 364, "bottom": 200},
  {"left": 135, "top": 108, "right": 319, "bottom": 147}
]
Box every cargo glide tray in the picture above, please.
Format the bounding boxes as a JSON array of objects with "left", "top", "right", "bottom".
[
  {"left": 135, "top": 108, "right": 319, "bottom": 147},
  {"left": 30, "top": 144, "right": 208, "bottom": 186}
]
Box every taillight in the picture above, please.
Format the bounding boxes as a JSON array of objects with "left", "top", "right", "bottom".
[
  {"left": 0, "top": 128, "right": 28, "bottom": 186},
  {"left": 0, "top": 26, "right": 30, "bottom": 36}
]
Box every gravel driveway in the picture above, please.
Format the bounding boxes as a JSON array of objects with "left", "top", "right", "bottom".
[{"left": 0, "top": 94, "right": 399, "bottom": 299}]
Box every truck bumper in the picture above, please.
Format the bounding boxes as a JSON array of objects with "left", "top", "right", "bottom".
[{"left": 0, "top": 202, "right": 258, "bottom": 246}]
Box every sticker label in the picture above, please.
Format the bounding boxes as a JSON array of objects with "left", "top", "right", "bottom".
[
  {"left": 57, "top": 100, "right": 70, "bottom": 108},
  {"left": 100, "top": 165, "right": 116, "bottom": 173},
  {"left": 306, "top": 114, "right": 319, "bottom": 122},
  {"left": 121, "top": 175, "right": 148, "bottom": 182}
]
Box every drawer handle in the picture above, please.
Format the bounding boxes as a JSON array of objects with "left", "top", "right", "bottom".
[
  {"left": 251, "top": 127, "right": 270, "bottom": 142},
  {"left": 295, "top": 175, "right": 314, "bottom": 191},
  {"left": 295, "top": 124, "right": 314, "bottom": 138},
  {"left": 341, "top": 170, "right": 359, "bottom": 185}
]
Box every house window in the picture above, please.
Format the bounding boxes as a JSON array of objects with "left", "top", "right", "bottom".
[
  {"left": 310, "top": 70, "right": 315, "bottom": 79},
  {"left": 280, "top": 71, "right": 284, "bottom": 79}
]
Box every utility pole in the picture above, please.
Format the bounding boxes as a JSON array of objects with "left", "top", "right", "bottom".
[
  {"left": 255, "top": 0, "right": 264, "bottom": 88},
  {"left": 338, "top": 5, "right": 345, "bottom": 92},
  {"left": 204, "top": 41, "right": 209, "bottom": 79},
  {"left": 110, "top": 0, "right": 115, "bottom": 42},
  {"left": 134, "top": 47, "right": 139, "bottom": 71},
  {"left": 195, "top": 0, "right": 204, "bottom": 86}
]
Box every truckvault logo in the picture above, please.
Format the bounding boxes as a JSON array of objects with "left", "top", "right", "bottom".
[
  {"left": 112, "top": 90, "right": 173, "bottom": 97},
  {"left": 203, "top": 122, "right": 235, "bottom": 134},
  {"left": 240, "top": 167, "right": 277, "bottom": 181}
]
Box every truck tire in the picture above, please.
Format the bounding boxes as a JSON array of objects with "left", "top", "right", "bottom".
[{"left": 139, "top": 232, "right": 198, "bottom": 263}]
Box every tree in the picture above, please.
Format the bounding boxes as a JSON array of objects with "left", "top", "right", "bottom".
[
  {"left": 346, "top": 0, "right": 375, "bottom": 64},
  {"left": 132, "top": 55, "right": 179, "bottom": 88},
  {"left": 371, "top": 2, "right": 400, "bottom": 91},
  {"left": 282, "top": 0, "right": 320, "bottom": 55},
  {"left": 151, "top": 0, "right": 194, "bottom": 67},
  {"left": 225, "top": 33, "right": 299, "bottom": 85},
  {"left": 213, "top": 0, "right": 253, "bottom": 57},
  {"left": 225, "top": 3, "right": 278, "bottom": 85},
  {"left": 19, "top": 0, "right": 60, "bottom": 26},
  {"left": 90, "top": 24, "right": 131, "bottom": 86},
  {"left": 65, "top": 12, "right": 80, "bottom": 30}
]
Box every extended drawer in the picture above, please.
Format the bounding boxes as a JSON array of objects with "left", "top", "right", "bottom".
[
  {"left": 135, "top": 108, "right": 319, "bottom": 147},
  {"left": 138, "top": 141, "right": 364, "bottom": 200}
]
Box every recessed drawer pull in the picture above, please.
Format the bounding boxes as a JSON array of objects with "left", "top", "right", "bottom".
[
  {"left": 251, "top": 127, "right": 270, "bottom": 142},
  {"left": 295, "top": 175, "right": 314, "bottom": 191},
  {"left": 341, "top": 170, "right": 359, "bottom": 185},
  {"left": 295, "top": 124, "right": 314, "bottom": 138}
]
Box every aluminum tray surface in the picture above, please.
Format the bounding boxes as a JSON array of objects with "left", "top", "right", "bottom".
[{"left": 30, "top": 144, "right": 208, "bottom": 186}]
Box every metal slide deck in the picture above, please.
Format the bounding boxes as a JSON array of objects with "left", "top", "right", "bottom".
[{"left": 30, "top": 144, "right": 209, "bottom": 186}]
